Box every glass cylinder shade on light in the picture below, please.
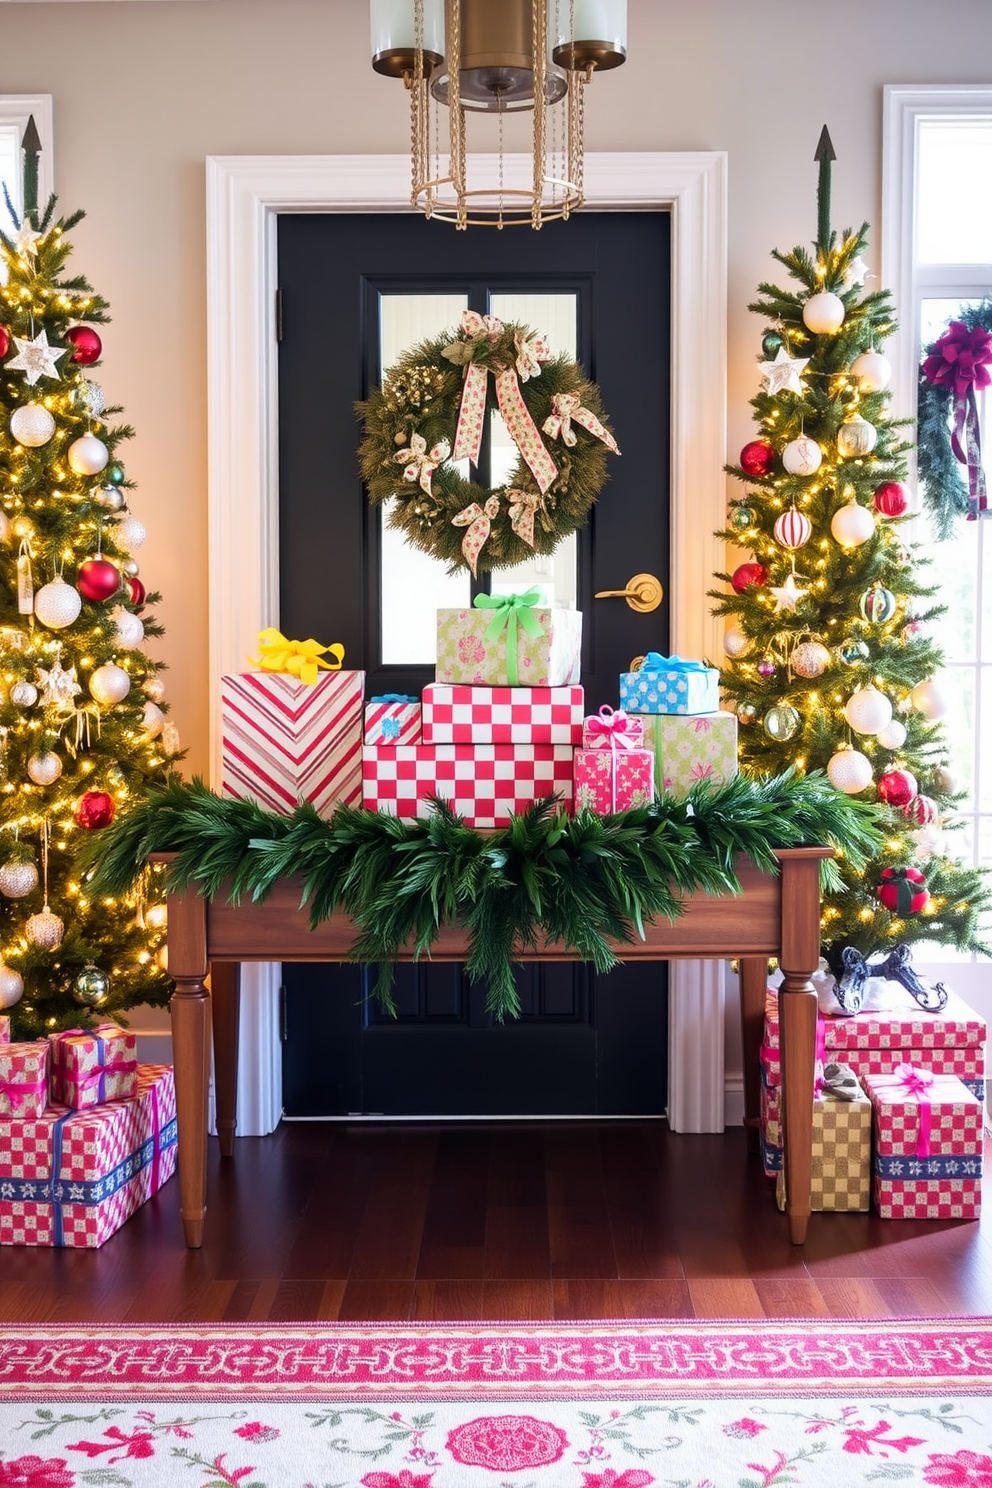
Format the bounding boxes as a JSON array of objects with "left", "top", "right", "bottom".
[
  {"left": 370, "top": 0, "right": 444, "bottom": 75},
  {"left": 550, "top": 0, "right": 627, "bottom": 72}
]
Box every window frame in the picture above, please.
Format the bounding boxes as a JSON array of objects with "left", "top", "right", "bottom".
[{"left": 0, "top": 95, "right": 55, "bottom": 216}]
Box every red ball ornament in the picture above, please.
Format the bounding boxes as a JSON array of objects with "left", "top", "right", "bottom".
[
  {"left": 75, "top": 790, "right": 116, "bottom": 830},
  {"left": 739, "top": 439, "right": 776, "bottom": 478},
  {"left": 877, "top": 865, "right": 929, "bottom": 916},
  {"left": 905, "top": 794, "right": 939, "bottom": 826},
  {"left": 0, "top": 324, "right": 9, "bottom": 360},
  {"left": 873, "top": 481, "right": 908, "bottom": 517},
  {"left": 877, "top": 768, "right": 918, "bottom": 807},
  {"left": 126, "top": 575, "right": 146, "bottom": 608},
  {"left": 65, "top": 325, "right": 103, "bottom": 365},
  {"left": 731, "top": 562, "right": 768, "bottom": 593},
  {"left": 77, "top": 557, "right": 121, "bottom": 602}
]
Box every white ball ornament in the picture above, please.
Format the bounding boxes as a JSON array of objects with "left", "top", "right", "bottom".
[
  {"left": 0, "top": 961, "right": 24, "bottom": 1008},
  {"left": 837, "top": 415, "right": 878, "bottom": 458},
  {"left": 850, "top": 349, "right": 892, "bottom": 392},
  {"left": 27, "top": 751, "right": 63, "bottom": 786},
  {"left": 844, "top": 685, "right": 893, "bottom": 735},
  {"left": 143, "top": 675, "right": 166, "bottom": 703},
  {"left": 0, "top": 860, "right": 39, "bottom": 898},
  {"left": 112, "top": 607, "right": 145, "bottom": 647},
  {"left": 116, "top": 513, "right": 146, "bottom": 551},
  {"left": 724, "top": 624, "right": 749, "bottom": 658},
  {"left": 803, "top": 291, "right": 845, "bottom": 333},
  {"left": 875, "top": 719, "right": 907, "bottom": 750},
  {"left": 34, "top": 576, "right": 82, "bottom": 630},
  {"left": 142, "top": 701, "right": 165, "bottom": 738},
  {"left": 781, "top": 436, "right": 822, "bottom": 476},
  {"left": 67, "top": 433, "right": 109, "bottom": 476},
  {"left": 911, "top": 678, "right": 947, "bottom": 720},
  {"left": 26, "top": 908, "right": 64, "bottom": 951},
  {"left": 10, "top": 403, "right": 56, "bottom": 447},
  {"left": 830, "top": 500, "right": 875, "bottom": 548},
  {"left": 89, "top": 663, "right": 131, "bottom": 706},
  {"left": 827, "top": 748, "right": 874, "bottom": 794}
]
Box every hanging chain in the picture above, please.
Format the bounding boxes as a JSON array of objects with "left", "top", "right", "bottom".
[
  {"left": 445, "top": 0, "right": 466, "bottom": 226},
  {"left": 532, "top": 0, "right": 547, "bottom": 228}
]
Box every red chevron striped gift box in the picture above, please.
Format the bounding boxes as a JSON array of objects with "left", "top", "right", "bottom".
[
  {"left": 362, "top": 742, "right": 574, "bottom": 827},
  {"left": 221, "top": 670, "right": 365, "bottom": 817}
]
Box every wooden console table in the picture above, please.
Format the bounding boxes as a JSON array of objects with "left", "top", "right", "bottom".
[{"left": 163, "top": 845, "right": 831, "bottom": 1248}]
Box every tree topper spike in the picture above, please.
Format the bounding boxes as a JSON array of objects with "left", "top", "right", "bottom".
[
  {"left": 814, "top": 125, "right": 835, "bottom": 260},
  {"left": 21, "top": 115, "right": 42, "bottom": 157},
  {"left": 814, "top": 125, "right": 836, "bottom": 163}
]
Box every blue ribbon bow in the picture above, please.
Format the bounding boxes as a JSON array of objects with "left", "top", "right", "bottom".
[{"left": 642, "top": 653, "right": 708, "bottom": 673}]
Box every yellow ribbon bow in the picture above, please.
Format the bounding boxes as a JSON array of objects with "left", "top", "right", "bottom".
[
  {"left": 542, "top": 392, "right": 621, "bottom": 454},
  {"left": 249, "top": 627, "right": 345, "bottom": 686}
]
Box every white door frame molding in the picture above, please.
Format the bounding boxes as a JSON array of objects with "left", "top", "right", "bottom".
[{"left": 205, "top": 151, "right": 729, "bottom": 1133}]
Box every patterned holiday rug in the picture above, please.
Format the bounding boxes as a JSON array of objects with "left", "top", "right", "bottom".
[{"left": 1, "top": 1319, "right": 991, "bottom": 1487}]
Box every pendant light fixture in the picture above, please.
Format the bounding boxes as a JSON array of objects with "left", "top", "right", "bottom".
[{"left": 370, "top": 0, "right": 627, "bottom": 229}]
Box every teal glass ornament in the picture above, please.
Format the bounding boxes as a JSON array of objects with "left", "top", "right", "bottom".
[
  {"left": 763, "top": 703, "right": 801, "bottom": 741},
  {"left": 730, "top": 504, "right": 756, "bottom": 533},
  {"left": 839, "top": 639, "right": 870, "bottom": 667},
  {"left": 107, "top": 462, "right": 126, "bottom": 486},
  {"left": 761, "top": 329, "right": 784, "bottom": 357},
  {"left": 859, "top": 584, "right": 897, "bottom": 624}
]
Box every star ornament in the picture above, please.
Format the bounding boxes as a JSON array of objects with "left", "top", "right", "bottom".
[
  {"left": 758, "top": 346, "right": 810, "bottom": 397},
  {"left": 843, "top": 255, "right": 870, "bottom": 290},
  {"left": 14, "top": 221, "right": 42, "bottom": 258},
  {"left": 768, "top": 572, "right": 810, "bottom": 614},
  {"left": 35, "top": 656, "right": 82, "bottom": 713},
  {"left": 7, "top": 328, "right": 68, "bottom": 387}
]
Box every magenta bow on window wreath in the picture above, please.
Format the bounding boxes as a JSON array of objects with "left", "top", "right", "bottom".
[{"left": 922, "top": 320, "right": 992, "bottom": 520}]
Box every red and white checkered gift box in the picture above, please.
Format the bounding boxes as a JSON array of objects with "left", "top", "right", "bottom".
[
  {"left": 362, "top": 742, "right": 574, "bottom": 827},
  {"left": 364, "top": 696, "right": 422, "bottom": 747},
  {"left": 0, "top": 1064, "right": 177, "bottom": 1247},
  {"left": 864, "top": 1064, "right": 984, "bottom": 1220},
  {"left": 581, "top": 704, "right": 645, "bottom": 750},
  {"left": 49, "top": 1023, "right": 139, "bottom": 1110},
  {"left": 421, "top": 684, "right": 584, "bottom": 746},
  {"left": 0, "top": 1042, "right": 49, "bottom": 1119},
  {"left": 221, "top": 669, "right": 365, "bottom": 817}
]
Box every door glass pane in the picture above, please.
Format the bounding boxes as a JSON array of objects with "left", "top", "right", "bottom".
[
  {"left": 379, "top": 294, "right": 470, "bottom": 664},
  {"left": 0, "top": 124, "right": 20, "bottom": 222},
  {"left": 488, "top": 292, "right": 579, "bottom": 608},
  {"left": 917, "top": 120, "right": 992, "bottom": 265}
]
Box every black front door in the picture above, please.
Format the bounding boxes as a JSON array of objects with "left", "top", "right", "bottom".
[{"left": 277, "top": 209, "right": 671, "bottom": 1117}]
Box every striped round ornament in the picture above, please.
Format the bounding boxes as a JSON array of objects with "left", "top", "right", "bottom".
[
  {"left": 904, "top": 793, "right": 939, "bottom": 826},
  {"left": 773, "top": 507, "right": 813, "bottom": 550}
]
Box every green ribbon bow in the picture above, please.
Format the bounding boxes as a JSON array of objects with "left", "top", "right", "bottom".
[{"left": 473, "top": 588, "right": 544, "bottom": 687}]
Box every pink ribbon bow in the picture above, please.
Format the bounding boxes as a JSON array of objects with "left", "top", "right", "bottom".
[
  {"left": 507, "top": 488, "right": 541, "bottom": 548},
  {"left": 451, "top": 494, "right": 501, "bottom": 577},
  {"left": 0, "top": 1075, "right": 46, "bottom": 1111},
  {"left": 394, "top": 432, "right": 450, "bottom": 498},
  {"left": 586, "top": 705, "right": 638, "bottom": 750},
  {"left": 542, "top": 392, "right": 621, "bottom": 454},
  {"left": 872, "top": 1062, "right": 936, "bottom": 1157},
  {"left": 922, "top": 320, "right": 992, "bottom": 519}
]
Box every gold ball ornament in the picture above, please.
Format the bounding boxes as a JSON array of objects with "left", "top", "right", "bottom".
[
  {"left": 27, "top": 751, "right": 63, "bottom": 786},
  {"left": 830, "top": 500, "right": 875, "bottom": 547},
  {"left": 763, "top": 703, "right": 801, "bottom": 741},
  {"left": 790, "top": 640, "right": 831, "bottom": 678},
  {"left": 67, "top": 433, "right": 109, "bottom": 476},
  {"left": 34, "top": 575, "right": 83, "bottom": 630},
  {"left": 73, "top": 963, "right": 111, "bottom": 1008},
  {"left": 934, "top": 765, "right": 957, "bottom": 794},
  {"left": 781, "top": 437, "right": 822, "bottom": 476},
  {"left": 89, "top": 663, "right": 131, "bottom": 705},
  {"left": 837, "top": 415, "right": 878, "bottom": 459},
  {"left": 0, "top": 961, "right": 24, "bottom": 1008},
  {"left": 25, "top": 908, "right": 64, "bottom": 951},
  {"left": 802, "top": 291, "right": 846, "bottom": 334},
  {"left": 10, "top": 403, "right": 56, "bottom": 447},
  {"left": 827, "top": 747, "right": 874, "bottom": 794},
  {"left": 844, "top": 685, "right": 893, "bottom": 735},
  {"left": 0, "top": 860, "right": 39, "bottom": 898}
]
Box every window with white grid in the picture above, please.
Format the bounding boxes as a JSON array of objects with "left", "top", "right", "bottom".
[{"left": 0, "top": 97, "right": 54, "bottom": 223}]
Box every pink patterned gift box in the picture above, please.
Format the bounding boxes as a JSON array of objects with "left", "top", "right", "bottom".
[
  {"left": 363, "top": 696, "right": 422, "bottom": 746},
  {"left": 49, "top": 1023, "right": 138, "bottom": 1110},
  {"left": 573, "top": 746, "right": 654, "bottom": 814},
  {"left": 436, "top": 604, "right": 582, "bottom": 687},
  {"left": 0, "top": 1064, "right": 177, "bottom": 1247},
  {"left": 0, "top": 1041, "right": 49, "bottom": 1119},
  {"left": 864, "top": 1065, "right": 984, "bottom": 1220},
  {"left": 422, "top": 684, "right": 584, "bottom": 745},
  {"left": 362, "top": 742, "right": 574, "bottom": 827},
  {"left": 221, "top": 669, "right": 365, "bottom": 817},
  {"left": 637, "top": 711, "right": 738, "bottom": 799}
]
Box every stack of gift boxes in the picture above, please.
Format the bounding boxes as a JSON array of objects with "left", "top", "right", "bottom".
[
  {"left": 761, "top": 984, "right": 987, "bottom": 1219},
  {"left": 0, "top": 1016, "right": 176, "bottom": 1247},
  {"left": 219, "top": 600, "right": 740, "bottom": 830}
]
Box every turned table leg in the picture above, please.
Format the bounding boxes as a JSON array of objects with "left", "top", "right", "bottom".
[
  {"left": 738, "top": 956, "right": 767, "bottom": 1155},
  {"left": 210, "top": 961, "right": 241, "bottom": 1159},
  {"left": 167, "top": 884, "right": 211, "bottom": 1249},
  {"left": 777, "top": 851, "right": 824, "bottom": 1245}
]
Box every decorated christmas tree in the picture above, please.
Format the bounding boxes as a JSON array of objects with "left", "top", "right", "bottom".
[
  {"left": 0, "top": 124, "right": 180, "bottom": 1038},
  {"left": 711, "top": 127, "right": 990, "bottom": 996}
]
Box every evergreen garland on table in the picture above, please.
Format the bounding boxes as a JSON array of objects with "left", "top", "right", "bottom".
[{"left": 80, "top": 773, "right": 883, "bottom": 1020}]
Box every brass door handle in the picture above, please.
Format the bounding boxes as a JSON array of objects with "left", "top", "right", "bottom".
[{"left": 593, "top": 572, "right": 663, "bottom": 613}]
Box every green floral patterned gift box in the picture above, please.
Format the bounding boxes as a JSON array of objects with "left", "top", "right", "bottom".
[
  {"left": 436, "top": 591, "right": 582, "bottom": 688},
  {"left": 639, "top": 710, "right": 738, "bottom": 799}
]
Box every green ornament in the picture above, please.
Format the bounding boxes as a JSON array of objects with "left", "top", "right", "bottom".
[
  {"left": 761, "top": 329, "right": 784, "bottom": 357},
  {"left": 839, "top": 640, "right": 870, "bottom": 667},
  {"left": 73, "top": 963, "right": 112, "bottom": 1008},
  {"left": 736, "top": 701, "right": 759, "bottom": 725},
  {"left": 107, "top": 462, "right": 126, "bottom": 486},
  {"left": 730, "top": 504, "right": 756, "bottom": 533},
  {"left": 763, "top": 703, "right": 801, "bottom": 741}
]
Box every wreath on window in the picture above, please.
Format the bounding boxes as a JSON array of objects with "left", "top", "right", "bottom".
[
  {"left": 917, "top": 300, "right": 992, "bottom": 538},
  {"left": 357, "top": 311, "right": 620, "bottom": 575}
]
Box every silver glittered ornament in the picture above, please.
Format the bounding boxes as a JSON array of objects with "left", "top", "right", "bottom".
[
  {"left": 98, "top": 486, "right": 125, "bottom": 512},
  {"left": 78, "top": 380, "right": 105, "bottom": 417},
  {"left": 10, "top": 680, "right": 38, "bottom": 708},
  {"left": 34, "top": 575, "right": 83, "bottom": 630},
  {"left": 0, "top": 859, "right": 38, "bottom": 897},
  {"left": 10, "top": 403, "right": 56, "bottom": 447},
  {"left": 26, "top": 907, "right": 64, "bottom": 950},
  {"left": 27, "top": 751, "right": 63, "bottom": 786},
  {"left": 143, "top": 675, "right": 166, "bottom": 703},
  {"left": 116, "top": 514, "right": 146, "bottom": 551},
  {"left": 790, "top": 640, "right": 831, "bottom": 678},
  {"left": 112, "top": 607, "right": 145, "bottom": 648},
  {"left": 73, "top": 962, "right": 112, "bottom": 1007},
  {"left": 122, "top": 558, "right": 140, "bottom": 578},
  {"left": 0, "top": 961, "right": 24, "bottom": 1008}
]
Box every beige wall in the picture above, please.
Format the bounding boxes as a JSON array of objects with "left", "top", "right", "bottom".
[{"left": 1, "top": 0, "right": 990, "bottom": 772}]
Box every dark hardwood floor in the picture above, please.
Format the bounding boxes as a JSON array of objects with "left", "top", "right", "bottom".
[{"left": 2, "top": 1120, "right": 990, "bottom": 1324}]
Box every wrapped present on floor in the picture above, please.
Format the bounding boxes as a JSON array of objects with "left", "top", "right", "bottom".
[
  {"left": 0, "top": 1041, "right": 49, "bottom": 1119},
  {"left": 362, "top": 742, "right": 574, "bottom": 827},
  {"left": 363, "top": 694, "right": 422, "bottom": 747},
  {"left": 619, "top": 653, "right": 719, "bottom": 715},
  {"left": 0, "top": 1017, "right": 9, "bottom": 1044},
  {"left": 573, "top": 705, "right": 655, "bottom": 813},
  {"left": 637, "top": 711, "right": 738, "bottom": 799},
  {"left": 864, "top": 1064, "right": 983, "bottom": 1220},
  {"left": 759, "top": 981, "right": 987, "bottom": 1176},
  {"left": 49, "top": 1023, "right": 138, "bottom": 1110},
  {"left": 773, "top": 1066, "right": 872, "bottom": 1212},
  {"left": 422, "top": 684, "right": 584, "bottom": 745},
  {"left": 436, "top": 591, "right": 582, "bottom": 687},
  {"left": 0, "top": 1064, "right": 177, "bottom": 1247},
  {"left": 581, "top": 705, "right": 645, "bottom": 750},
  {"left": 221, "top": 629, "right": 364, "bottom": 817}
]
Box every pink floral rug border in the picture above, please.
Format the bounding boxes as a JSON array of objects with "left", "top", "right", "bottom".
[{"left": 0, "top": 1319, "right": 990, "bottom": 1401}]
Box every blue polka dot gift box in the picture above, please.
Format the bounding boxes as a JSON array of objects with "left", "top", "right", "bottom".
[{"left": 618, "top": 653, "right": 719, "bottom": 715}]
